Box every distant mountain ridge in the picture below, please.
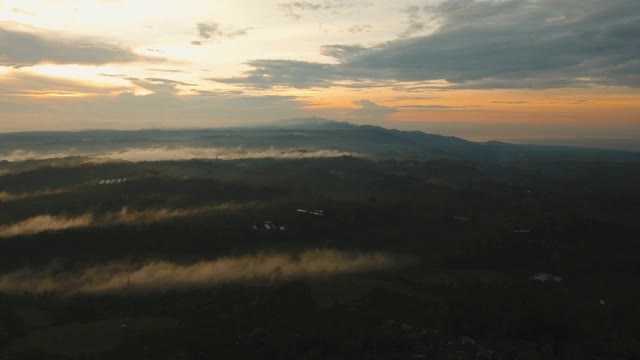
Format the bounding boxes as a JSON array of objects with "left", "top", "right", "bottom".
[{"left": 1, "top": 118, "right": 638, "bottom": 165}]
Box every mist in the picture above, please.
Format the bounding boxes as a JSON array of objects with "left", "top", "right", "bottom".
[
  {"left": 0, "top": 206, "right": 218, "bottom": 238},
  {"left": 0, "top": 147, "right": 358, "bottom": 162},
  {"left": 0, "top": 149, "right": 81, "bottom": 162},
  {"left": 0, "top": 214, "right": 94, "bottom": 238},
  {"left": 99, "top": 147, "right": 358, "bottom": 161},
  {"left": 0, "top": 189, "right": 67, "bottom": 202},
  {"left": 0, "top": 250, "right": 416, "bottom": 295}
]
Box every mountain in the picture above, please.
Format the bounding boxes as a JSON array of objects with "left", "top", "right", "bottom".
[{"left": 0, "top": 118, "right": 638, "bottom": 165}]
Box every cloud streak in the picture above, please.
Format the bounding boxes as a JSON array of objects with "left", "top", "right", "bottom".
[
  {"left": 0, "top": 71, "right": 133, "bottom": 97},
  {"left": 0, "top": 250, "right": 416, "bottom": 294},
  {"left": 0, "top": 25, "right": 163, "bottom": 67}
]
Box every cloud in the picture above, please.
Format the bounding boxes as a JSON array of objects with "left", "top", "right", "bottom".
[
  {"left": 491, "top": 101, "right": 529, "bottom": 105},
  {"left": 0, "top": 76, "right": 307, "bottom": 131},
  {"left": 0, "top": 206, "right": 226, "bottom": 238},
  {"left": 0, "top": 250, "right": 416, "bottom": 294},
  {"left": 192, "top": 22, "right": 250, "bottom": 45},
  {"left": 144, "top": 77, "right": 196, "bottom": 86},
  {"left": 0, "top": 147, "right": 359, "bottom": 162},
  {"left": 97, "top": 75, "right": 191, "bottom": 95},
  {"left": 278, "top": 1, "right": 353, "bottom": 20},
  {"left": 197, "top": 22, "right": 222, "bottom": 39},
  {"left": 345, "top": 0, "right": 640, "bottom": 88},
  {"left": 0, "top": 71, "right": 133, "bottom": 96},
  {"left": 209, "top": 59, "right": 342, "bottom": 89},
  {"left": 351, "top": 99, "right": 396, "bottom": 122},
  {"left": 209, "top": 59, "right": 381, "bottom": 89},
  {"left": 216, "top": 0, "right": 640, "bottom": 90},
  {"left": 146, "top": 68, "right": 184, "bottom": 73},
  {"left": 11, "top": 8, "right": 37, "bottom": 16},
  {"left": 397, "top": 5, "right": 437, "bottom": 39},
  {"left": 320, "top": 44, "right": 367, "bottom": 60},
  {"left": 396, "top": 104, "right": 481, "bottom": 110},
  {"left": 348, "top": 24, "right": 372, "bottom": 33},
  {"left": 0, "top": 25, "right": 163, "bottom": 67}
]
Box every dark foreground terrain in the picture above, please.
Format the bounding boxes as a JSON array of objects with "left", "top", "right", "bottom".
[{"left": 0, "top": 122, "right": 639, "bottom": 359}]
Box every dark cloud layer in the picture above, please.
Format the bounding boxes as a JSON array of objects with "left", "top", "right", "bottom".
[
  {"left": 209, "top": 59, "right": 342, "bottom": 89},
  {"left": 216, "top": 0, "right": 640, "bottom": 90},
  {"left": 0, "top": 26, "right": 162, "bottom": 67}
]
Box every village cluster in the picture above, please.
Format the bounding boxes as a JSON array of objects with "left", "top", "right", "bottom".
[
  {"left": 253, "top": 221, "right": 286, "bottom": 232},
  {"left": 297, "top": 209, "right": 324, "bottom": 216},
  {"left": 98, "top": 178, "right": 128, "bottom": 185},
  {"left": 251, "top": 209, "right": 327, "bottom": 232}
]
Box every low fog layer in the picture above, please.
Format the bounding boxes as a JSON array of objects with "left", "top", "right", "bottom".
[
  {"left": 0, "top": 189, "right": 67, "bottom": 202},
  {"left": 0, "top": 147, "right": 358, "bottom": 162},
  {"left": 0, "top": 206, "right": 225, "bottom": 238},
  {"left": 99, "top": 147, "right": 358, "bottom": 161},
  {"left": 0, "top": 214, "right": 94, "bottom": 238},
  {"left": 0, "top": 150, "right": 114, "bottom": 163},
  {"left": 0, "top": 250, "right": 416, "bottom": 294}
]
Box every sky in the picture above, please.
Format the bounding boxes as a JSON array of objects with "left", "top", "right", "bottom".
[{"left": 1, "top": 0, "right": 639, "bottom": 142}]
